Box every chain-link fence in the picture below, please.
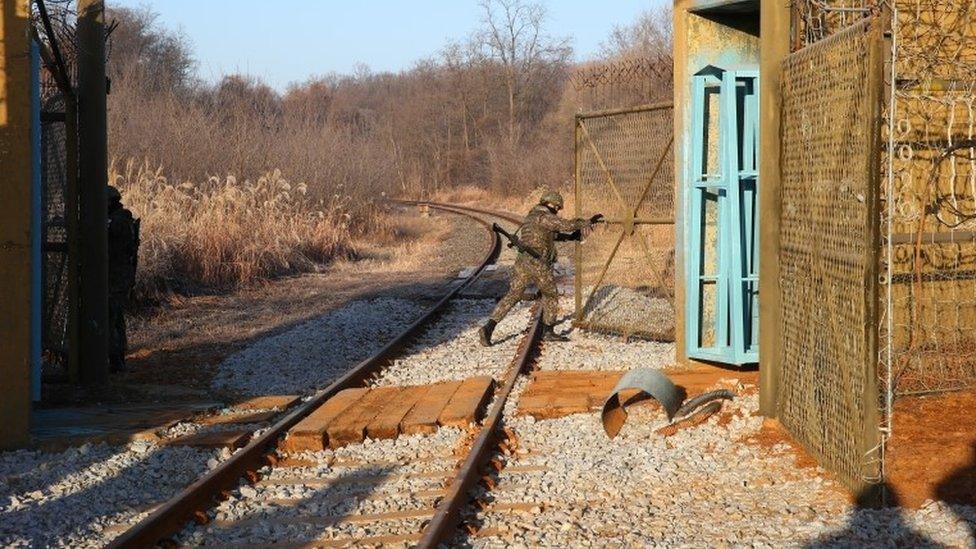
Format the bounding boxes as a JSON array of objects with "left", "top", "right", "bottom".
[
  {"left": 40, "top": 94, "right": 72, "bottom": 376},
  {"left": 777, "top": 0, "right": 976, "bottom": 492},
  {"left": 882, "top": 0, "right": 976, "bottom": 399},
  {"left": 573, "top": 103, "right": 675, "bottom": 341}
]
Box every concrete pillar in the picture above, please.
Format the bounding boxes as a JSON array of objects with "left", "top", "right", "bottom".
[
  {"left": 0, "top": 0, "right": 34, "bottom": 449},
  {"left": 758, "top": 0, "right": 792, "bottom": 416}
]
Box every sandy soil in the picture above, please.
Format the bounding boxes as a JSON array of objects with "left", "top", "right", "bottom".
[
  {"left": 887, "top": 388, "right": 976, "bottom": 508},
  {"left": 40, "top": 207, "right": 492, "bottom": 407}
]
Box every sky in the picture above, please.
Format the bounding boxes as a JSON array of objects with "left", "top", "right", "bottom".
[{"left": 110, "top": 0, "right": 667, "bottom": 91}]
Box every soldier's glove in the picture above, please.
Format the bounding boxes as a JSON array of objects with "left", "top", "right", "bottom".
[
  {"left": 556, "top": 229, "right": 583, "bottom": 242},
  {"left": 589, "top": 213, "right": 605, "bottom": 225}
]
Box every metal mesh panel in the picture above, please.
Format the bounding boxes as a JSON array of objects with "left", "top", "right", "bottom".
[
  {"left": 40, "top": 94, "right": 72, "bottom": 374},
  {"left": 778, "top": 18, "right": 883, "bottom": 490},
  {"left": 574, "top": 104, "right": 675, "bottom": 340},
  {"left": 882, "top": 0, "right": 976, "bottom": 397}
]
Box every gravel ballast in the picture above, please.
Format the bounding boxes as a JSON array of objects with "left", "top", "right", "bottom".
[
  {"left": 179, "top": 428, "right": 467, "bottom": 546},
  {"left": 457, "top": 351, "right": 976, "bottom": 547},
  {"left": 0, "top": 441, "right": 222, "bottom": 547},
  {"left": 213, "top": 298, "right": 427, "bottom": 395},
  {"left": 371, "top": 299, "right": 532, "bottom": 387}
]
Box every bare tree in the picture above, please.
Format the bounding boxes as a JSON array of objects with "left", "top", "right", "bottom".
[
  {"left": 600, "top": 5, "right": 673, "bottom": 60},
  {"left": 476, "top": 0, "right": 571, "bottom": 147}
]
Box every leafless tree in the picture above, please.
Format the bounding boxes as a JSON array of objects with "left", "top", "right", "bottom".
[
  {"left": 600, "top": 5, "right": 673, "bottom": 60},
  {"left": 475, "top": 0, "right": 571, "bottom": 147}
]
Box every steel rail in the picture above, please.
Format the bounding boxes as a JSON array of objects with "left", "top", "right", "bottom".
[
  {"left": 388, "top": 199, "right": 525, "bottom": 227},
  {"left": 418, "top": 304, "right": 542, "bottom": 548},
  {"left": 108, "top": 204, "right": 502, "bottom": 549},
  {"left": 397, "top": 200, "right": 548, "bottom": 547}
]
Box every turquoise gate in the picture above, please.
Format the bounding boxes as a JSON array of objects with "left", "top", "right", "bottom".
[{"left": 685, "top": 66, "right": 759, "bottom": 365}]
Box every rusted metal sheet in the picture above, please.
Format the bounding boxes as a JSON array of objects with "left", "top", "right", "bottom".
[{"left": 601, "top": 368, "right": 682, "bottom": 438}]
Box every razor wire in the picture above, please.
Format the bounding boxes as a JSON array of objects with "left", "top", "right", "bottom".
[
  {"left": 881, "top": 0, "right": 976, "bottom": 401},
  {"left": 571, "top": 56, "right": 674, "bottom": 111}
]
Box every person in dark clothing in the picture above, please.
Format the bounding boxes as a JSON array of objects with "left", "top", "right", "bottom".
[{"left": 107, "top": 185, "right": 139, "bottom": 373}]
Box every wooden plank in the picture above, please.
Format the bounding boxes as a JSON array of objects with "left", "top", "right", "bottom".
[
  {"left": 400, "top": 381, "right": 462, "bottom": 435},
  {"left": 326, "top": 387, "right": 400, "bottom": 448},
  {"left": 364, "top": 386, "right": 425, "bottom": 440},
  {"left": 232, "top": 395, "right": 301, "bottom": 411},
  {"left": 165, "top": 429, "right": 252, "bottom": 449},
  {"left": 279, "top": 388, "right": 368, "bottom": 453},
  {"left": 438, "top": 376, "right": 494, "bottom": 427},
  {"left": 197, "top": 410, "right": 278, "bottom": 426}
]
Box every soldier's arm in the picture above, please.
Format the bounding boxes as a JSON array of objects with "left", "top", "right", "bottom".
[{"left": 536, "top": 210, "right": 588, "bottom": 234}]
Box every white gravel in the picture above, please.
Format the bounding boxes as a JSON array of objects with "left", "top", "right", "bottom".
[
  {"left": 371, "top": 299, "right": 533, "bottom": 387},
  {"left": 0, "top": 441, "right": 223, "bottom": 548},
  {"left": 213, "top": 298, "right": 427, "bottom": 395},
  {"left": 179, "top": 428, "right": 467, "bottom": 546},
  {"left": 459, "top": 376, "right": 976, "bottom": 548},
  {"left": 580, "top": 284, "right": 675, "bottom": 340}
]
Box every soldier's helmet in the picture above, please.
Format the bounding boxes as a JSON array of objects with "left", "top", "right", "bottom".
[
  {"left": 539, "top": 191, "right": 564, "bottom": 211},
  {"left": 106, "top": 185, "right": 122, "bottom": 204}
]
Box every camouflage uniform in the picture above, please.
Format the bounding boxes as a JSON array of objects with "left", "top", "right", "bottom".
[
  {"left": 489, "top": 204, "right": 587, "bottom": 326},
  {"left": 107, "top": 186, "right": 139, "bottom": 372}
]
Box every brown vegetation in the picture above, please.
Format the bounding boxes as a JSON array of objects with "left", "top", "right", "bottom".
[{"left": 104, "top": 1, "right": 672, "bottom": 294}]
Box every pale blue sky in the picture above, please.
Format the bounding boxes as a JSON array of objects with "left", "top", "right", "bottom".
[{"left": 110, "top": 1, "right": 666, "bottom": 91}]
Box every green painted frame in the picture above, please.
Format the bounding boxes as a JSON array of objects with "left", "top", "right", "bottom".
[{"left": 686, "top": 67, "right": 759, "bottom": 365}]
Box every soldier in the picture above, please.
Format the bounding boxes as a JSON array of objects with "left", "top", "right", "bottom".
[
  {"left": 479, "top": 191, "right": 602, "bottom": 346},
  {"left": 107, "top": 185, "right": 140, "bottom": 373}
]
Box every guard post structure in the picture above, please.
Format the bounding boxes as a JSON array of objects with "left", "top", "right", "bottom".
[{"left": 0, "top": 0, "right": 35, "bottom": 449}]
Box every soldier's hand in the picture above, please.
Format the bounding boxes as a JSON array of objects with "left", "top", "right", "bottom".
[{"left": 589, "top": 213, "right": 605, "bottom": 225}]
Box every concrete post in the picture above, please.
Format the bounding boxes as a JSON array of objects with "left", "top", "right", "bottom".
[
  {"left": 76, "top": 0, "right": 109, "bottom": 384},
  {"left": 758, "top": 0, "right": 792, "bottom": 416},
  {"left": 0, "top": 0, "right": 34, "bottom": 449}
]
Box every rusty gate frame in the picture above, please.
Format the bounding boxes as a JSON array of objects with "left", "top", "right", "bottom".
[{"left": 573, "top": 102, "right": 675, "bottom": 335}]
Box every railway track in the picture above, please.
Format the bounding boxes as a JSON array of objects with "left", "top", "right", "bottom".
[{"left": 108, "top": 202, "right": 541, "bottom": 548}]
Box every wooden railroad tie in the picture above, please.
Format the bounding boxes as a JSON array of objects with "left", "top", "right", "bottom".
[{"left": 279, "top": 377, "right": 495, "bottom": 452}]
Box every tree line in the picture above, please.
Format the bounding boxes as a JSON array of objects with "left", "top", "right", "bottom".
[{"left": 107, "top": 0, "right": 672, "bottom": 224}]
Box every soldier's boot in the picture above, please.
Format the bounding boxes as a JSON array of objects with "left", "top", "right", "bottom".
[
  {"left": 541, "top": 324, "right": 570, "bottom": 342},
  {"left": 479, "top": 319, "right": 497, "bottom": 347}
]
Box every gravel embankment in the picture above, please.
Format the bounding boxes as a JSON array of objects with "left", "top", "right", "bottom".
[
  {"left": 0, "top": 442, "right": 223, "bottom": 547},
  {"left": 370, "top": 300, "right": 532, "bottom": 387},
  {"left": 213, "top": 298, "right": 427, "bottom": 395},
  {"left": 179, "top": 428, "right": 466, "bottom": 546}
]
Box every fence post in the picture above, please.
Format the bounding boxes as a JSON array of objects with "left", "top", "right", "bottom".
[
  {"left": 757, "top": 0, "right": 791, "bottom": 416},
  {"left": 76, "top": 0, "right": 109, "bottom": 384},
  {"left": 0, "top": 0, "right": 34, "bottom": 448}
]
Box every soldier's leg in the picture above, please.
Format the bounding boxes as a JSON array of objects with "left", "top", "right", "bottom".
[
  {"left": 489, "top": 262, "right": 530, "bottom": 323},
  {"left": 481, "top": 261, "right": 530, "bottom": 346},
  {"left": 536, "top": 265, "right": 560, "bottom": 326}
]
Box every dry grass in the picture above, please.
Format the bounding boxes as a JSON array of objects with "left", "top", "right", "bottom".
[{"left": 112, "top": 159, "right": 354, "bottom": 301}]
